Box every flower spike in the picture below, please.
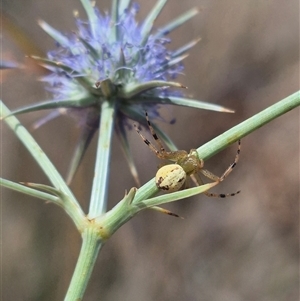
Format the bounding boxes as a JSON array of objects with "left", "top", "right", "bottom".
[
  {"left": 79, "top": 0, "right": 98, "bottom": 38},
  {"left": 141, "top": 0, "right": 168, "bottom": 45},
  {"left": 154, "top": 8, "right": 199, "bottom": 39},
  {"left": 38, "top": 20, "right": 71, "bottom": 49}
]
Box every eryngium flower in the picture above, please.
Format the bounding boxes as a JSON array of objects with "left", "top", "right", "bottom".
[{"left": 10, "top": 0, "right": 233, "bottom": 184}]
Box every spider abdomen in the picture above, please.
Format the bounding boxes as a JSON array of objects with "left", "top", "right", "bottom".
[{"left": 155, "top": 164, "right": 186, "bottom": 193}]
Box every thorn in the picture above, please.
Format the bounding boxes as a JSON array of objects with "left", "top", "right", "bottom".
[{"left": 179, "top": 84, "right": 188, "bottom": 89}]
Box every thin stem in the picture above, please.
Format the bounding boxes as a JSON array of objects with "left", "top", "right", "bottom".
[
  {"left": 64, "top": 227, "right": 104, "bottom": 301},
  {"left": 197, "top": 90, "right": 300, "bottom": 160},
  {"left": 0, "top": 101, "right": 79, "bottom": 206},
  {"left": 0, "top": 178, "right": 58, "bottom": 203},
  {"left": 89, "top": 100, "right": 116, "bottom": 218}
]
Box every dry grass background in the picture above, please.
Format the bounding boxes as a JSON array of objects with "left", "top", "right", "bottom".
[{"left": 2, "top": 0, "right": 299, "bottom": 300}]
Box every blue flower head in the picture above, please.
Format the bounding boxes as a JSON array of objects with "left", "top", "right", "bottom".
[
  {"left": 40, "top": 2, "right": 187, "bottom": 119},
  {"left": 11, "top": 0, "right": 232, "bottom": 184}
]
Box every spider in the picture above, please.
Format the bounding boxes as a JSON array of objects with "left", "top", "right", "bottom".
[{"left": 134, "top": 112, "right": 241, "bottom": 198}]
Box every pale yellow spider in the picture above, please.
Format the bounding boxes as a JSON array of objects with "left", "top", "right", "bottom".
[{"left": 134, "top": 112, "right": 241, "bottom": 197}]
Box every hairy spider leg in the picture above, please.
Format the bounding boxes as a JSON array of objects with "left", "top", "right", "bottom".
[
  {"left": 195, "top": 139, "right": 241, "bottom": 198},
  {"left": 219, "top": 139, "right": 241, "bottom": 181},
  {"left": 192, "top": 173, "right": 240, "bottom": 198},
  {"left": 133, "top": 123, "right": 165, "bottom": 158},
  {"left": 134, "top": 112, "right": 184, "bottom": 162},
  {"left": 200, "top": 139, "right": 241, "bottom": 182},
  {"left": 144, "top": 111, "right": 166, "bottom": 153},
  {"left": 143, "top": 112, "right": 187, "bottom": 162}
]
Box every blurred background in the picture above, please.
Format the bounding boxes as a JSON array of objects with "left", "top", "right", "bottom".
[{"left": 1, "top": 0, "right": 299, "bottom": 300}]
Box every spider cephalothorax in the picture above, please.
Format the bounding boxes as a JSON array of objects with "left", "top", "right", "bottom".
[{"left": 135, "top": 112, "right": 241, "bottom": 197}]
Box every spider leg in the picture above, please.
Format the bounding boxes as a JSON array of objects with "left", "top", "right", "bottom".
[
  {"left": 199, "top": 139, "right": 241, "bottom": 183},
  {"left": 144, "top": 111, "right": 166, "bottom": 153},
  {"left": 137, "top": 111, "right": 185, "bottom": 161},
  {"left": 192, "top": 172, "right": 240, "bottom": 198},
  {"left": 219, "top": 139, "right": 241, "bottom": 181},
  {"left": 205, "top": 190, "right": 240, "bottom": 198},
  {"left": 150, "top": 206, "right": 183, "bottom": 218},
  {"left": 194, "top": 140, "right": 241, "bottom": 198},
  {"left": 134, "top": 123, "right": 165, "bottom": 159}
]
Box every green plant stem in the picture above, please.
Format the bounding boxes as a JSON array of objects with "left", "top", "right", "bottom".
[
  {"left": 1, "top": 101, "right": 87, "bottom": 230},
  {"left": 197, "top": 90, "right": 300, "bottom": 160},
  {"left": 0, "top": 178, "right": 58, "bottom": 203},
  {"left": 89, "top": 100, "right": 116, "bottom": 218},
  {"left": 0, "top": 101, "right": 80, "bottom": 207},
  {"left": 64, "top": 227, "right": 104, "bottom": 301}
]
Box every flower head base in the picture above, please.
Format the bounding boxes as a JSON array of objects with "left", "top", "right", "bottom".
[{"left": 9, "top": 0, "right": 234, "bottom": 184}]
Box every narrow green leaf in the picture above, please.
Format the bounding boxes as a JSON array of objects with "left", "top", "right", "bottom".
[
  {"left": 154, "top": 54, "right": 189, "bottom": 74},
  {"left": 32, "top": 110, "right": 61, "bottom": 130},
  {"left": 30, "top": 56, "right": 100, "bottom": 95},
  {"left": 127, "top": 95, "right": 234, "bottom": 113},
  {"left": 2, "top": 97, "right": 97, "bottom": 119},
  {"left": 115, "top": 117, "right": 141, "bottom": 187},
  {"left": 66, "top": 125, "right": 98, "bottom": 185},
  {"left": 161, "top": 96, "right": 234, "bottom": 113},
  {"left": 120, "top": 80, "right": 186, "bottom": 99},
  {"left": 137, "top": 182, "right": 218, "bottom": 208},
  {"left": 0, "top": 101, "right": 79, "bottom": 205},
  {"left": 79, "top": 0, "right": 98, "bottom": 38},
  {"left": 172, "top": 38, "right": 201, "bottom": 58},
  {"left": 20, "top": 182, "right": 65, "bottom": 197},
  {"left": 154, "top": 8, "right": 199, "bottom": 39},
  {"left": 1, "top": 178, "right": 59, "bottom": 203},
  {"left": 141, "top": 0, "right": 168, "bottom": 45},
  {"left": 38, "top": 20, "right": 71, "bottom": 48}
]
